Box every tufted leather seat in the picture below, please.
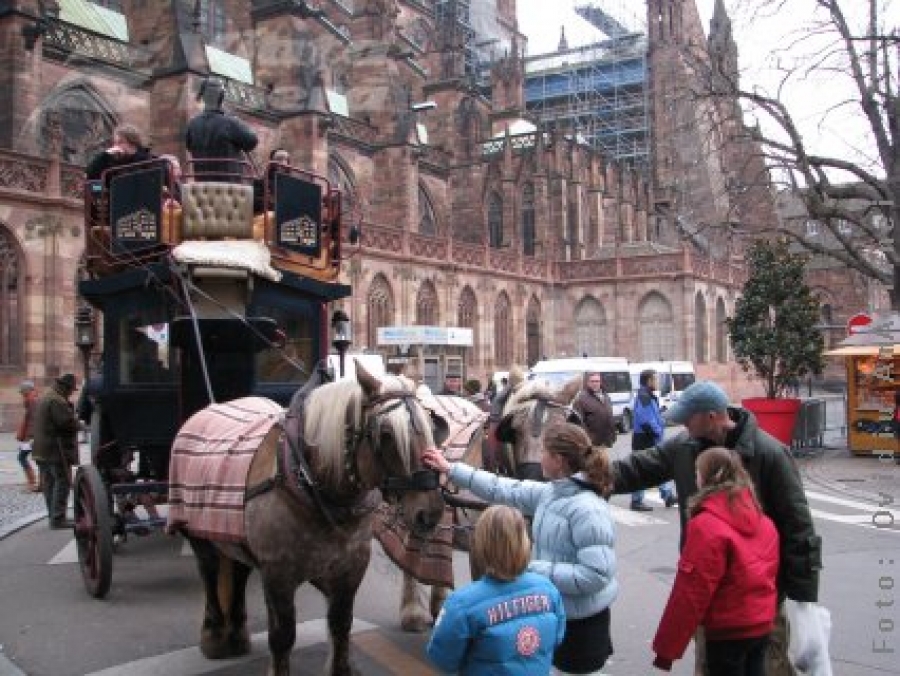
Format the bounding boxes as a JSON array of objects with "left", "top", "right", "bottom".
[{"left": 181, "top": 182, "right": 254, "bottom": 239}]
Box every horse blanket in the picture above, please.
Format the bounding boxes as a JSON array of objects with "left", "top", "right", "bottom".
[
  {"left": 167, "top": 397, "right": 283, "bottom": 543},
  {"left": 374, "top": 394, "right": 487, "bottom": 587}
]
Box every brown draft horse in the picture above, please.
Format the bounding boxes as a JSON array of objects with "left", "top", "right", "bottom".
[{"left": 168, "top": 363, "right": 446, "bottom": 676}]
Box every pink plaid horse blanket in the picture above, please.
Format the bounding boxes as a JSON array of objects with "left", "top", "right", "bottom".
[
  {"left": 167, "top": 397, "right": 283, "bottom": 543},
  {"left": 374, "top": 394, "right": 487, "bottom": 587}
]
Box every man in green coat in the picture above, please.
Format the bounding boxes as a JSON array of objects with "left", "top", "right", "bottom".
[
  {"left": 612, "top": 380, "right": 821, "bottom": 676},
  {"left": 32, "top": 374, "right": 80, "bottom": 529}
]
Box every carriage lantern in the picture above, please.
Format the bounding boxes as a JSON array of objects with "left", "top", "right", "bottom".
[
  {"left": 331, "top": 309, "right": 352, "bottom": 378},
  {"left": 74, "top": 306, "right": 95, "bottom": 381}
]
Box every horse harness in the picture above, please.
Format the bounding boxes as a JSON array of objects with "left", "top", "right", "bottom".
[{"left": 246, "top": 389, "right": 438, "bottom": 530}]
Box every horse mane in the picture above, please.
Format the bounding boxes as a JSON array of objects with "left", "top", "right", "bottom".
[
  {"left": 303, "top": 374, "right": 433, "bottom": 487},
  {"left": 503, "top": 379, "right": 558, "bottom": 418}
]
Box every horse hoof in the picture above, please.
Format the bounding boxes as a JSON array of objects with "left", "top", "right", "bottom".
[
  {"left": 227, "top": 627, "right": 251, "bottom": 657},
  {"left": 200, "top": 629, "right": 230, "bottom": 660}
]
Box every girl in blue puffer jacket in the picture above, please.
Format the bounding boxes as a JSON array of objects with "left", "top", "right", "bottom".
[
  {"left": 427, "top": 505, "right": 566, "bottom": 675},
  {"left": 424, "top": 422, "right": 618, "bottom": 675}
]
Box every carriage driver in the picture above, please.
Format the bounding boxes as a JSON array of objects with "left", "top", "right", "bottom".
[{"left": 185, "top": 76, "right": 258, "bottom": 182}]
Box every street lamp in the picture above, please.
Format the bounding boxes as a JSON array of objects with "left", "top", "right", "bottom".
[
  {"left": 74, "top": 306, "right": 95, "bottom": 383},
  {"left": 331, "top": 309, "right": 352, "bottom": 378}
]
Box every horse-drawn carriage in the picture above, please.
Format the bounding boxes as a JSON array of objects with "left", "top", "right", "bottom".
[{"left": 75, "top": 155, "right": 351, "bottom": 598}]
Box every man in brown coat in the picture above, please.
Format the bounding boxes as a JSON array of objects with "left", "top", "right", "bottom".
[
  {"left": 32, "top": 374, "right": 79, "bottom": 529},
  {"left": 573, "top": 372, "right": 617, "bottom": 447}
]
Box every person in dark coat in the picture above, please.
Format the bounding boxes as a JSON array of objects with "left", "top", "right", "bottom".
[
  {"left": 85, "top": 124, "right": 153, "bottom": 180},
  {"left": 612, "top": 380, "right": 821, "bottom": 676},
  {"left": 185, "top": 77, "right": 258, "bottom": 182},
  {"left": 32, "top": 374, "right": 80, "bottom": 529},
  {"left": 572, "top": 371, "right": 617, "bottom": 447}
]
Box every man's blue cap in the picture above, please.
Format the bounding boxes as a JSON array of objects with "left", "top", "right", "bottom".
[{"left": 666, "top": 381, "right": 730, "bottom": 424}]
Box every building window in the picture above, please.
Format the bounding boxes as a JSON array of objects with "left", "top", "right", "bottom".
[
  {"left": 94, "top": 0, "right": 124, "bottom": 11},
  {"left": 415, "top": 280, "right": 439, "bottom": 326},
  {"left": 574, "top": 296, "right": 607, "bottom": 357},
  {"left": 197, "top": 0, "right": 227, "bottom": 45},
  {"left": 836, "top": 219, "right": 852, "bottom": 236},
  {"left": 526, "top": 296, "right": 541, "bottom": 367},
  {"left": 367, "top": 273, "right": 394, "bottom": 349},
  {"left": 488, "top": 192, "right": 503, "bottom": 248},
  {"left": 494, "top": 292, "right": 512, "bottom": 366},
  {"left": 821, "top": 303, "right": 833, "bottom": 349},
  {"left": 329, "top": 155, "right": 357, "bottom": 220},
  {"left": 805, "top": 219, "right": 820, "bottom": 237},
  {"left": 638, "top": 292, "right": 674, "bottom": 361},
  {"left": 521, "top": 183, "right": 535, "bottom": 256},
  {"left": 0, "top": 227, "right": 24, "bottom": 366},
  {"left": 419, "top": 185, "right": 437, "bottom": 235},
  {"left": 458, "top": 286, "right": 477, "bottom": 366},
  {"left": 695, "top": 292, "right": 708, "bottom": 364},
  {"left": 715, "top": 297, "right": 727, "bottom": 363}
]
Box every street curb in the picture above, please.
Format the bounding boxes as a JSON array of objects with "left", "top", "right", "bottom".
[{"left": 0, "top": 511, "right": 45, "bottom": 542}]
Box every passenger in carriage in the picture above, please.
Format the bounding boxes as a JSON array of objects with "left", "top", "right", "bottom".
[
  {"left": 253, "top": 148, "right": 292, "bottom": 215},
  {"left": 85, "top": 124, "right": 153, "bottom": 181},
  {"left": 185, "top": 76, "right": 258, "bottom": 182},
  {"left": 159, "top": 154, "right": 183, "bottom": 206}
]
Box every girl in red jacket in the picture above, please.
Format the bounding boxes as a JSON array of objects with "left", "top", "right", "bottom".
[{"left": 652, "top": 447, "right": 779, "bottom": 675}]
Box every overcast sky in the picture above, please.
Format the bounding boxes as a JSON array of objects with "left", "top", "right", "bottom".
[{"left": 513, "top": 0, "right": 898, "bottom": 176}]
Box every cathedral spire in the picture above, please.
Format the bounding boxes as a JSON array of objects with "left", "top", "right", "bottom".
[{"left": 558, "top": 25, "right": 568, "bottom": 52}]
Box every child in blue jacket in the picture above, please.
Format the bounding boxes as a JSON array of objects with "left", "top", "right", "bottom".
[{"left": 427, "top": 505, "right": 566, "bottom": 675}]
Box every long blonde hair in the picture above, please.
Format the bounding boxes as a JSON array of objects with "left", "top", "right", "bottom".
[{"left": 688, "top": 446, "right": 760, "bottom": 516}]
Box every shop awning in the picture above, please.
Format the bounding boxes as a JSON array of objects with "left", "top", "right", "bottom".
[{"left": 824, "top": 345, "right": 898, "bottom": 357}]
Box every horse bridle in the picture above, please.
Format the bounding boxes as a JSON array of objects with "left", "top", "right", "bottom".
[
  {"left": 350, "top": 391, "right": 440, "bottom": 497},
  {"left": 509, "top": 396, "right": 584, "bottom": 480}
]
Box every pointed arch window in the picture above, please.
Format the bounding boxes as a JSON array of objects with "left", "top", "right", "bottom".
[
  {"left": 419, "top": 185, "right": 437, "bottom": 235},
  {"left": 328, "top": 155, "right": 357, "bottom": 219},
  {"left": 0, "top": 227, "right": 24, "bottom": 366},
  {"left": 639, "top": 292, "right": 674, "bottom": 361},
  {"left": 458, "top": 286, "right": 478, "bottom": 366},
  {"left": 695, "top": 292, "right": 708, "bottom": 363},
  {"left": 715, "top": 297, "right": 728, "bottom": 362},
  {"left": 494, "top": 292, "right": 512, "bottom": 366},
  {"left": 526, "top": 296, "right": 541, "bottom": 366},
  {"left": 574, "top": 296, "right": 607, "bottom": 357},
  {"left": 415, "top": 280, "right": 439, "bottom": 326},
  {"left": 366, "top": 274, "right": 394, "bottom": 349},
  {"left": 488, "top": 192, "right": 503, "bottom": 248},
  {"left": 521, "top": 183, "right": 535, "bottom": 256},
  {"left": 197, "top": 0, "right": 227, "bottom": 45}
]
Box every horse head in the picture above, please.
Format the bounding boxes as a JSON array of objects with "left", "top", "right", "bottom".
[
  {"left": 353, "top": 361, "right": 446, "bottom": 536},
  {"left": 495, "top": 375, "right": 583, "bottom": 480}
]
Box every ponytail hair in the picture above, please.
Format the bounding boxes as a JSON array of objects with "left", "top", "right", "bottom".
[
  {"left": 542, "top": 422, "right": 612, "bottom": 496},
  {"left": 688, "top": 446, "right": 760, "bottom": 516}
]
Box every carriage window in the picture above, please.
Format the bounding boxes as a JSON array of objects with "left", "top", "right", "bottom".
[
  {"left": 119, "top": 311, "right": 174, "bottom": 385},
  {"left": 255, "top": 304, "right": 316, "bottom": 384}
]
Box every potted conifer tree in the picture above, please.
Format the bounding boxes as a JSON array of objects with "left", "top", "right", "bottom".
[{"left": 725, "top": 239, "right": 825, "bottom": 444}]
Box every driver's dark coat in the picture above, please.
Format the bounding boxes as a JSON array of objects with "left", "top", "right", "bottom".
[
  {"left": 185, "top": 110, "right": 258, "bottom": 179},
  {"left": 612, "top": 406, "right": 821, "bottom": 603}
]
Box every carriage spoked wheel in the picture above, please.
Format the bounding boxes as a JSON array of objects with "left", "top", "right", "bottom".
[{"left": 73, "top": 465, "right": 114, "bottom": 598}]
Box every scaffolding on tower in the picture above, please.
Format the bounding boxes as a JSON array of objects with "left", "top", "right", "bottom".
[{"left": 524, "top": 0, "right": 649, "bottom": 171}]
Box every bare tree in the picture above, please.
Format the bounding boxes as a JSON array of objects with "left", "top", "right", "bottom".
[{"left": 685, "top": 0, "right": 898, "bottom": 309}]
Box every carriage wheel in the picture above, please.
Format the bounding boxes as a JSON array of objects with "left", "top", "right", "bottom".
[{"left": 73, "top": 465, "right": 114, "bottom": 598}]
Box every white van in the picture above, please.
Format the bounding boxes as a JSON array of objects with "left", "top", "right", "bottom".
[
  {"left": 629, "top": 361, "right": 696, "bottom": 412},
  {"left": 528, "top": 357, "right": 635, "bottom": 432},
  {"left": 327, "top": 353, "right": 386, "bottom": 382}
]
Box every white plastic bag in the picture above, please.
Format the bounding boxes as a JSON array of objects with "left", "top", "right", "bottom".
[{"left": 786, "top": 600, "right": 833, "bottom": 676}]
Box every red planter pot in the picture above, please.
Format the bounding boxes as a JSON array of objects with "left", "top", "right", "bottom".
[{"left": 741, "top": 397, "right": 802, "bottom": 446}]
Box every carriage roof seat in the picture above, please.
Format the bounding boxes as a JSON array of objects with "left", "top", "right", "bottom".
[{"left": 181, "top": 181, "right": 254, "bottom": 240}]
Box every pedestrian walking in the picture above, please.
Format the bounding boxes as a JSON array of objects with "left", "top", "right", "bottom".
[
  {"left": 424, "top": 421, "right": 618, "bottom": 674},
  {"left": 613, "top": 380, "right": 821, "bottom": 676},
  {"left": 652, "top": 447, "right": 779, "bottom": 675},
  {"left": 32, "top": 374, "right": 80, "bottom": 529},
  {"left": 572, "top": 371, "right": 617, "bottom": 447},
  {"left": 631, "top": 369, "right": 677, "bottom": 510},
  {"left": 427, "top": 505, "right": 566, "bottom": 675},
  {"left": 15, "top": 380, "right": 40, "bottom": 492}
]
